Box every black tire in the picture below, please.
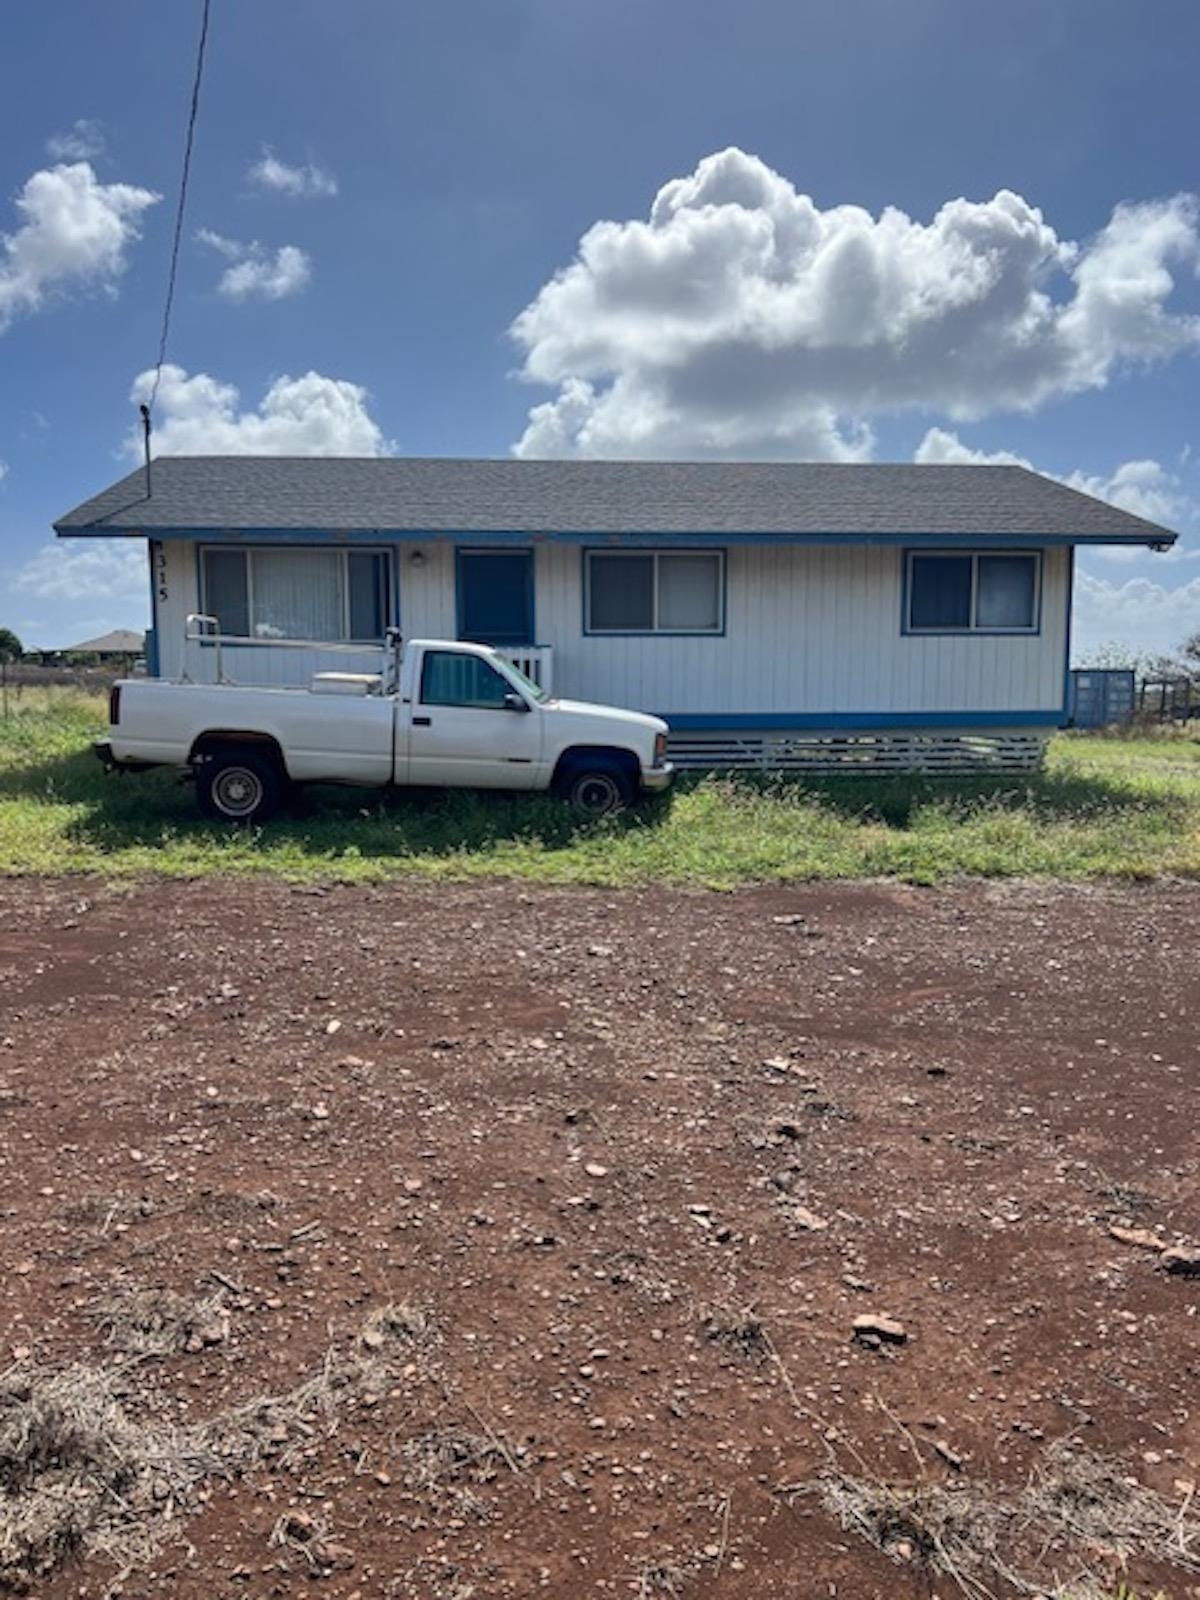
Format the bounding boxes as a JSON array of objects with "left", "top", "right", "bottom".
[
  {"left": 195, "top": 748, "right": 285, "bottom": 825},
  {"left": 557, "top": 757, "right": 635, "bottom": 818}
]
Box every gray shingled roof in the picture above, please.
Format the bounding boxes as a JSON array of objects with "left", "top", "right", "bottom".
[
  {"left": 62, "top": 629, "right": 146, "bottom": 655},
  {"left": 54, "top": 456, "right": 1177, "bottom": 544}
]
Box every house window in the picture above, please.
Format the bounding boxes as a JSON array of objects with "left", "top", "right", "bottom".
[
  {"left": 585, "top": 550, "right": 724, "bottom": 634},
  {"left": 200, "top": 547, "right": 392, "bottom": 642},
  {"left": 906, "top": 551, "right": 1039, "bottom": 634}
]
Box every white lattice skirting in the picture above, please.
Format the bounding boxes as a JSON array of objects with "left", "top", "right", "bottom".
[{"left": 666, "top": 728, "right": 1049, "bottom": 773}]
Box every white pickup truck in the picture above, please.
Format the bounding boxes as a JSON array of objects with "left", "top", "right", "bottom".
[{"left": 98, "top": 633, "right": 673, "bottom": 823}]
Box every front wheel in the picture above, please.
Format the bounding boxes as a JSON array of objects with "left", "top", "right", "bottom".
[
  {"left": 557, "top": 759, "right": 635, "bottom": 818},
  {"left": 196, "top": 749, "right": 285, "bottom": 825}
]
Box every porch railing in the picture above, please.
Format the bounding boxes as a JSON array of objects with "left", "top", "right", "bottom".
[
  {"left": 495, "top": 645, "right": 554, "bottom": 695},
  {"left": 181, "top": 617, "right": 555, "bottom": 696}
]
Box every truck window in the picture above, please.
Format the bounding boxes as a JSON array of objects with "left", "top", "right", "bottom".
[{"left": 420, "top": 652, "right": 513, "bottom": 709}]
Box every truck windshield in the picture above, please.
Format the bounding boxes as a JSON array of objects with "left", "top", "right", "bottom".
[{"left": 502, "top": 660, "right": 551, "bottom": 704}]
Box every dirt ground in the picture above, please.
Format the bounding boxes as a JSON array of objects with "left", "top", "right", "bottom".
[{"left": 0, "top": 875, "right": 1196, "bottom": 1599}]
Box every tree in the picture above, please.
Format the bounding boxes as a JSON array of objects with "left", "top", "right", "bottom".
[{"left": 0, "top": 628, "right": 22, "bottom": 718}]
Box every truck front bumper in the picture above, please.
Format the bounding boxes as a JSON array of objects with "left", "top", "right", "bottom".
[{"left": 640, "top": 762, "right": 675, "bottom": 793}]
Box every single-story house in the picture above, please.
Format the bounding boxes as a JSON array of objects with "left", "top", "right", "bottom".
[
  {"left": 54, "top": 457, "right": 1177, "bottom": 770},
  {"left": 63, "top": 629, "right": 147, "bottom": 660}
]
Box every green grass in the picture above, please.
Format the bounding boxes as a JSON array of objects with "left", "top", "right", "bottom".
[{"left": 0, "top": 690, "right": 1197, "bottom": 887}]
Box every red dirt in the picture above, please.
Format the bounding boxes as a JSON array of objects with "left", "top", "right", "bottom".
[{"left": 0, "top": 876, "right": 1196, "bottom": 1598}]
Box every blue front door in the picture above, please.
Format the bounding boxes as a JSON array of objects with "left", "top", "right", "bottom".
[{"left": 456, "top": 549, "right": 534, "bottom": 646}]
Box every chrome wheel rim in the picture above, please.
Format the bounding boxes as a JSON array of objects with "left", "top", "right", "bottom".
[
  {"left": 573, "top": 773, "right": 621, "bottom": 815},
  {"left": 213, "top": 766, "right": 264, "bottom": 818}
]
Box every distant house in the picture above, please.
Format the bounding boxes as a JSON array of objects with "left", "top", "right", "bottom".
[
  {"left": 63, "top": 629, "right": 146, "bottom": 660},
  {"left": 54, "top": 457, "right": 1177, "bottom": 770}
]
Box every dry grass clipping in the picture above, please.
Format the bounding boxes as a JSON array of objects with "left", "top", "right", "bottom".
[
  {"left": 402, "top": 1419, "right": 522, "bottom": 1526},
  {"left": 700, "top": 1304, "right": 769, "bottom": 1362},
  {"left": 0, "top": 1303, "right": 430, "bottom": 1592},
  {"left": 0, "top": 1363, "right": 219, "bottom": 1590},
  {"left": 90, "top": 1287, "right": 230, "bottom": 1357},
  {"left": 803, "top": 1438, "right": 1199, "bottom": 1600},
  {"left": 361, "top": 1300, "right": 434, "bottom": 1351}
]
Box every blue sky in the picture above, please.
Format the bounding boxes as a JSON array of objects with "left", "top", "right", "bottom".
[{"left": 2, "top": 0, "right": 1199, "bottom": 652}]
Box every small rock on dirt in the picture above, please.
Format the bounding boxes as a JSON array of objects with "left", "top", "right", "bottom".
[
  {"left": 1108, "top": 1224, "right": 1165, "bottom": 1252},
  {"left": 791, "top": 1205, "right": 829, "bottom": 1232},
  {"left": 852, "top": 1313, "right": 908, "bottom": 1346},
  {"left": 1160, "top": 1245, "right": 1200, "bottom": 1277}
]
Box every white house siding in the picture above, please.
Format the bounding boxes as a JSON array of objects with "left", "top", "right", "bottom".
[
  {"left": 530, "top": 542, "right": 1069, "bottom": 719},
  {"left": 152, "top": 537, "right": 1069, "bottom": 721}
]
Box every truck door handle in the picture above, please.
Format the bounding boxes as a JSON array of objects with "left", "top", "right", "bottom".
[{"left": 412, "top": 715, "right": 431, "bottom": 727}]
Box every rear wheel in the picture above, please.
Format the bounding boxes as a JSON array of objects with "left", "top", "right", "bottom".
[
  {"left": 196, "top": 748, "right": 285, "bottom": 825},
  {"left": 557, "top": 758, "right": 635, "bottom": 818}
]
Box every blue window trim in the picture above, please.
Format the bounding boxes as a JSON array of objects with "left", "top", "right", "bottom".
[
  {"left": 146, "top": 540, "right": 161, "bottom": 677},
  {"left": 195, "top": 541, "right": 398, "bottom": 643},
  {"left": 661, "top": 710, "right": 1065, "bottom": 730},
  {"left": 455, "top": 546, "right": 536, "bottom": 646},
  {"left": 582, "top": 546, "right": 727, "bottom": 637},
  {"left": 1061, "top": 546, "right": 1075, "bottom": 720},
  {"left": 901, "top": 548, "right": 1043, "bottom": 637}
]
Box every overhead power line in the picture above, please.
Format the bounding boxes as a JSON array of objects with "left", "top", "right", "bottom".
[{"left": 146, "top": 0, "right": 212, "bottom": 418}]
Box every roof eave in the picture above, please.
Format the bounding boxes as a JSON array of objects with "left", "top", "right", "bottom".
[{"left": 53, "top": 523, "right": 1178, "bottom": 548}]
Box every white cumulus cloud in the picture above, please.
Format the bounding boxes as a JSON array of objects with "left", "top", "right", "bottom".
[
  {"left": 197, "top": 229, "right": 311, "bottom": 300},
  {"left": 1073, "top": 569, "right": 1200, "bottom": 658},
  {"left": 511, "top": 147, "right": 1200, "bottom": 460},
  {"left": 246, "top": 148, "right": 337, "bottom": 199},
  {"left": 13, "top": 540, "right": 147, "bottom": 602},
  {"left": 0, "top": 160, "right": 159, "bottom": 334},
  {"left": 127, "top": 365, "right": 390, "bottom": 456},
  {"left": 45, "top": 118, "right": 106, "bottom": 161}
]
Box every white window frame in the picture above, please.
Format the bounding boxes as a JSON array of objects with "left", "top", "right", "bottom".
[
  {"left": 904, "top": 549, "right": 1042, "bottom": 636},
  {"left": 583, "top": 548, "right": 726, "bottom": 636},
  {"left": 199, "top": 544, "right": 394, "bottom": 643}
]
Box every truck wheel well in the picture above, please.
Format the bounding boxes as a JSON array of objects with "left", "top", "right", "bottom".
[
  {"left": 552, "top": 746, "right": 639, "bottom": 788},
  {"left": 189, "top": 731, "right": 287, "bottom": 771}
]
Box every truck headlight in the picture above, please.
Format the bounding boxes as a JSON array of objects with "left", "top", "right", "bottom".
[{"left": 653, "top": 732, "right": 668, "bottom": 767}]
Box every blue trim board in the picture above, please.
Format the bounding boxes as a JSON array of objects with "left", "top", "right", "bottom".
[
  {"left": 660, "top": 710, "right": 1065, "bottom": 730},
  {"left": 56, "top": 525, "right": 1173, "bottom": 549},
  {"left": 146, "top": 540, "right": 161, "bottom": 677},
  {"left": 1062, "top": 545, "right": 1076, "bottom": 719}
]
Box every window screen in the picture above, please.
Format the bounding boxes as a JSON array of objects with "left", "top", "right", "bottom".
[
  {"left": 658, "top": 553, "right": 721, "bottom": 630},
  {"left": 201, "top": 549, "right": 250, "bottom": 639},
  {"left": 420, "top": 651, "right": 511, "bottom": 708},
  {"left": 976, "top": 555, "right": 1037, "bottom": 629},
  {"left": 348, "top": 551, "right": 390, "bottom": 640},
  {"left": 588, "top": 554, "right": 655, "bottom": 631},
  {"left": 909, "top": 555, "right": 972, "bottom": 630}
]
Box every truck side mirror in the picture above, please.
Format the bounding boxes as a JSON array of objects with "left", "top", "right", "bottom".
[{"left": 503, "top": 692, "right": 530, "bottom": 713}]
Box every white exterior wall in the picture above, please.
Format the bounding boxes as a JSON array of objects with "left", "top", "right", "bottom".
[{"left": 152, "top": 538, "right": 1069, "bottom": 720}]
